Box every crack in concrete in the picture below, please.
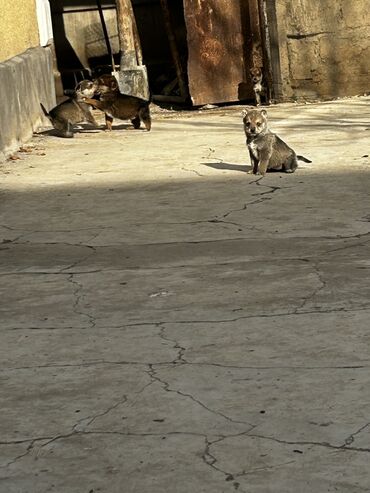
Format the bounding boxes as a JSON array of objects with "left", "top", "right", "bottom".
[
  {"left": 235, "top": 459, "right": 298, "bottom": 478},
  {"left": 294, "top": 261, "right": 326, "bottom": 313},
  {"left": 249, "top": 176, "right": 283, "bottom": 194},
  {"left": 0, "top": 436, "right": 53, "bottom": 468},
  {"left": 0, "top": 361, "right": 148, "bottom": 372},
  {"left": 72, "top": 396, "right": 128, "bottom": 433},
  {"left": 2, "top": 361, "right": 370, "bottom": 373},
  {"left": 343, "top": 422, "right": 370, "bottom": 447},
  {"left": 0, "top": 225, "right": 110, "bottom": 250},
  {"left": 8, "top": 304, "right": 370, "bottom": 333},
  {"left": 158, "top": 325, "right": 188, "bottom": 364},
  {"left": 147, "top": 365, "right": 253, "bottom": 428},
  {"left": 208, "top": 218, "right": 243, "bottom": 230},
  {"left": 2, "top": 383, "right": 155, "bottom": 466},
  {"left": 7, "top": 326, "right": 93, "bottom": 331},
  {"left": 203, "top": 435, "right": 239, "bottom": 487},
  {"left": 97, "top": 305, "right": 370, "bottom": 328},
  {"left": 148, "top": 218, "right": 244, "bottom": 232},
  {"left": 59, "top": 245, "right": 97, "bottom": 273},
  {"left": 323, "top": 236, "right": 370, "bottom": 256},
  {"left": 0, "top": 359, "right": 151, "bottom": 372},
  {"left": 181, "top": 166, "right": 204, "bottom": 177},
  {"left": 0, "top": 225, "right": 108, "bottom": 234},
  {"left": 67, "top": 274, "right": 96, "bottom": 329},
  {"left": 3, "top": 242, "right": 370, "bottom": 276},
  {"left": 2, "top": 422, "right": 370, "bottom": 474},
  {"left": 201, "top": 432, "right": 262, "bottom": 492},
  {"left": 247, "top": 432, "right": 370, "bottom": 454},
  {"left": 1, "top": 440, "right": 35, "bottom": 468},
  {"left": 0, "top": 270, "right": 103, "bottom": 276},
  {"left": 221, "top": 203, "right": 248, "bottom": 220},
  {"left": 220, "top": 177, "right": 294, "bottom": 221},
  {"left": 3, "top": 231, "right": 370, "bottom": 253}
]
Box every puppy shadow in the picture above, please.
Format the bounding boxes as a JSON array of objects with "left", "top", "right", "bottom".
[
  {"left": 203, "top": 161, "right": 287, "bottom": 174},
  {"left": 109, "top": 123, "right": 147, "bottom": 131},
  {"left": 35, "top": 124, "right": 102, "bottom": 138},
  {"left": 202, "top": 161, "right": 250, "bottom": 173}
]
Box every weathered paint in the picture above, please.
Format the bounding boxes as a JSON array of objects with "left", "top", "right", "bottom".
[{"left": 183, "top": 0, "right": 253, "bottom": 105}]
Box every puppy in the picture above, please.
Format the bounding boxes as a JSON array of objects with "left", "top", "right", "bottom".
[
  {"left": 40, "top": 80, "right": 97, "bottom": 138},
  {"left": 243, "top": 108, "right": 311, "bottom": 176},
  {"left": 82, "top": 74, "right": 151, "bottom": 131},
  {"left": 250, "top": 67, "right": 268, "bottom": 106}
]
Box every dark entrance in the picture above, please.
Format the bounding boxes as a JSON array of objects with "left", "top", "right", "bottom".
[{"left": 49, "top": 0, "right": 270, "bottom": 105}]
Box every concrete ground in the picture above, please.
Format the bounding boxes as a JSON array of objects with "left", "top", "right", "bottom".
[{"left": 1, "top": 97, "right": 370, "bottom": 493}]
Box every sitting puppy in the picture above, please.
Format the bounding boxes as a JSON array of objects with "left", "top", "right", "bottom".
[
  {"left": 250, "top": 67, "right": 268, "bottom": 106},
  {"left": 40, "top": 80, "right": 97, "bottom": 138},
  {"left": 243, "top": 108, "right": 311, "bottom": 176},
  {"left": 82, "top": 74, "right": 151, "bottom": 131}
]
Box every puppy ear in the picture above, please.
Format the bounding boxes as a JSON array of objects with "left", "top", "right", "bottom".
[
  {"left": 260, "top": 109, "right": 268, "bottom": 117},
  {"left": 241, "top": 109, "right": 249, "bottom": 117},
  {"left": 111, "top": 78, "right": 119, "bottom": 91}
]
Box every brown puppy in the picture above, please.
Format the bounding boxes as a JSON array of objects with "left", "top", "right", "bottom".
[
  {"left": 83, "top": 74, "right": 151, "bottom": 131},
  {"left": 243, "top": 108, "right": 311, "bottom": 176},
  {"left": 250, "top": 67, "right": 268, "bottom": 107},
  {"left": 41, "top": 80, "right": 97, "bottom": 138}
]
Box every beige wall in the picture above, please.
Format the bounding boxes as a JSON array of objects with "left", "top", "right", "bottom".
[
  {"left": 0, "top": 0, "right": 40, "bottom": 62},
  {"left": 273, "top": 0, "right": 370, "bottom": 100},
  {"left": 62, "top": 10, "right": 118, "bottom": 68}
]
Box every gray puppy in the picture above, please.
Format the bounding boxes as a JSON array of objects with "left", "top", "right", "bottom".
[
  {"left": 243, "top": 108, "right": 311, "bottom": 176},
  {"left": 41, "top": 80, "right": 97, "bottom": 138}
]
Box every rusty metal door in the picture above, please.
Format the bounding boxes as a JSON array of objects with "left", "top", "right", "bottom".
[{"left": 183, "top": 0, "right": 252, "bottom": 105}]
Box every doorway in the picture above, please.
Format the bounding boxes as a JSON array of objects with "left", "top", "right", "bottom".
[{"left": 49, "top": 0, "right": 270, "bottom": 105}]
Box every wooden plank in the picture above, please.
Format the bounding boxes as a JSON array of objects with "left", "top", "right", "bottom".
[
  {"left": 183, "top": 0, "right": 252, "bottom": 105},
  {"left": 263, "top": 0, "right": 283, "bottom": 100}
]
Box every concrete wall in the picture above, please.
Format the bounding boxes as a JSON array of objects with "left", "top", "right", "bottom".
[
  {"left": 50, "top": 1, "right": 118, "bottom": 72},
  {"left": 0, "top": 47, "right": 56, "bottom": 162},
  {"left": 0, "top": 0, "right": 40, "bottom": 62},
  {"left": 67, "top": 10, "right": 119, "bottom": 67},
  {"left": 272, "top": 0, "right": 370, "bottom": 100}
]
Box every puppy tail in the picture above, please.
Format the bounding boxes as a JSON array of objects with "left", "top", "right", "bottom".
[
  {"left": 40, "top": 103, "right": 51, "bottom": 121},
  {"left": 297, "top": 155, "right": 312, "bottom": 163}
]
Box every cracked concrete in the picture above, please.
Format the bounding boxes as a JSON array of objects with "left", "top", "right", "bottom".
[{"left": 1, "top": 97, "right": 370, "bottom": 492}]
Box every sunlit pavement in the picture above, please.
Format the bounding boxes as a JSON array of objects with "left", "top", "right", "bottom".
[{"left": 1, "top": 97, "right": 370, "bottom": 493}]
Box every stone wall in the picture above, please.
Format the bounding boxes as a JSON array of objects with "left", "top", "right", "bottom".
[
  {"left": 0, "top": 47, "right": 56, "bottom": 162},
  {"left": 0, "top": 0, "right": 40, "bottom": 63},
  {"left": 272, "top": 0, "right": 370, "bottom": 100}
]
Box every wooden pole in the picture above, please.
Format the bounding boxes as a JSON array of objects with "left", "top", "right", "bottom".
[
  {"left": 115, "top": 0, "right": 137, "bottom": 68},
  {"left": 248, "top": 0, "right": 264, "bottom": 69},
  {"left": 159, "top": 0, "right": 188, "bottom": 99},
  {"left": 115, "top": 0, "right": 149, "bottom": 99},
  {"left": 257, "top": 0, "right": 273, "bottom": 102},
  {"left": 127, "top": 0, "right": 143, "bottom": 66}
]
